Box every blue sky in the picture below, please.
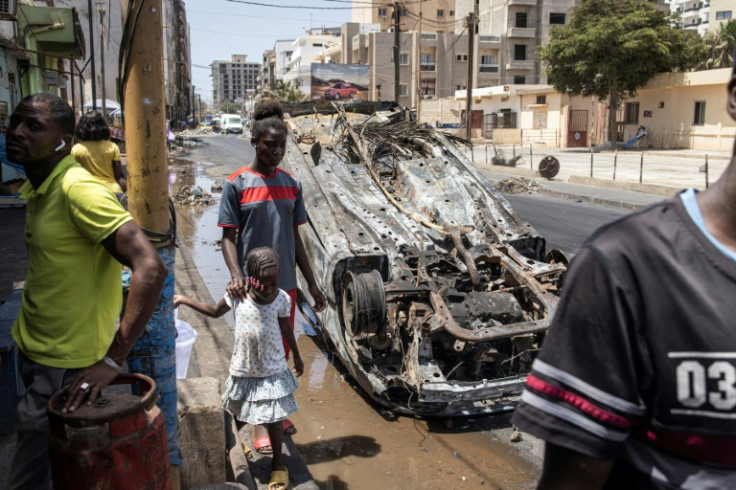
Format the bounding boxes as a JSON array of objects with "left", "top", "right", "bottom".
[{"left": 186, "top": 0, "right": 354, "bottom": 104}]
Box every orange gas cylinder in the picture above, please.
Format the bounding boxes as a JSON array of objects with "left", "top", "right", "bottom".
[{"left": 47, "top": 373, "right": 171, "bottom": 490}]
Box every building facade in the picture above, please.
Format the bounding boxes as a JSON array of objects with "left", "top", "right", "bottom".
[
  {"left": 211, "top": 54, "right": 261, "bottom": 107},
  {"left": 707, "top": 0, "right": 733, "bottom": 33},
  {"left": 352, "top": 0, "right": 458, "bottom": 33},
  {"left": 282, "top": 30, "right": 342, "bottom": 96},
  {"left": 261, "top": 49, "right": 275, "bottom": 93},
  {"left": 668, "top": 0, "right": 711, "bottom": 36}
]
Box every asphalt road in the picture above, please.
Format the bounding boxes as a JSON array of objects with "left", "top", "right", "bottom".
[{"left": 503, "top": 194, "right": 629, "bottom": 255}]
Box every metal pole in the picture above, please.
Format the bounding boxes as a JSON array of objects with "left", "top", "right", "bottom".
[
  {"left": 485, "top": 143, "right": 488, "bottom": 165},
  {"left": 529, "top": 143, "right": 533, "bottom": 170},
  {"left": 590, "top": 147, "right": 594, "bottom": 178},
  {"left": 639, "top": 151, "right": 644, "bottom": 184},
  {"left": 416, "top": 2, "right": 422, "bottom": 119},
  {"left": 464, "top": 6, "right": 478, "bottom": 142},
  {"left": 705, "top": 154, "right": 709, "bottom": 189},
  {"left": 69, "top": 58, "right": 76, "bottom": 118},
  {"left": 613, "top": 149, "right": 618, "bottom": 180},
  {"left": 393, "top": 3, "right": 401, "bottom": 103},
  {"left": 98, "top": 3, "right": 106, "bottom": 119},
  {"left": 87, "top": 0, "right": 96, "bottom": 109}
]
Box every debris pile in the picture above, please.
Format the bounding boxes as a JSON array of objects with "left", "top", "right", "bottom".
[
  {"left": 494, "top": 177, "right": 543, "bottom": 195},
  {"left": 172, "top": 185, "right": 215, "bottom": 206}
]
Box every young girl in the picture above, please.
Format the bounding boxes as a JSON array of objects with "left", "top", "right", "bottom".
[
  {"left": 218, "top": 98, "right": 325, "bottom": 452},
  {"left": 174, "top": 247, "right": 302, "bottom": 490}
]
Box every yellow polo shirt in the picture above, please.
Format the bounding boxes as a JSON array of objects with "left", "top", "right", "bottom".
[
  {"left": 71, "top": 140, "right": 123, "bottom": 193},
  {"left": 13, "top": 156, "right": 132, "bottom": 368}
]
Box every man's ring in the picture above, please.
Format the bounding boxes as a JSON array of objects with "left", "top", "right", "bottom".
[{"left": 80, "top": 382, "right": 90, "bottom": 392}]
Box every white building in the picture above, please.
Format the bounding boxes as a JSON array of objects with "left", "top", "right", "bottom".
[
  {"left": 667, "top": 0, "right": 711, "bottom": 36},
  {"left": 282, "top": 30, "right": 342, "bottom": 96}
]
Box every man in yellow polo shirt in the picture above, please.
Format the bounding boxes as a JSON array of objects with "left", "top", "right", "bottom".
[{"left": 7, "top": 93, "right": 166, "bottom": 490}]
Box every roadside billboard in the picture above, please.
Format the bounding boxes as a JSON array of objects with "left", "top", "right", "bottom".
[{"left": 311, "top": 63, "right": 370, "bottom": 102}]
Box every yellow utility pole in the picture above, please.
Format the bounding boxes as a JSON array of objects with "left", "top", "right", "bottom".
[{"left": 416, "top": 1, "right": 422, "bottom": 120}]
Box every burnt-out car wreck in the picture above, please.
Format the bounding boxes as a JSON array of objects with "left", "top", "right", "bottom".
[{"left": 280, "top": 101, "right": 566, "bottom": 417}]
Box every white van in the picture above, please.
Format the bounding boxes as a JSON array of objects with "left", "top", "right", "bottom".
[{"left": 221, "top": 114, "right": 243, "bottom": 135}]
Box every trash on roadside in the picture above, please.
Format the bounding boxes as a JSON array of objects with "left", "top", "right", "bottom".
[
  {"left": 494, "top": 177, "right": 543, "bottom": 195},
  {"left": 172, "top": 185, "right": 215, "bottom": 206}
]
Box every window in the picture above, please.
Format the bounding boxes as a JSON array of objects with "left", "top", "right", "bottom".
[
  {"left": 514, "top": 44, "right": 526, "bottom": 60},
  {"left": 694, "top": 101, "right": 706, "bottom": 125},
  {"left": 456, "top": 54, "right": 468, "bottom": 62},
  {"left": 421, "top": 79, "right": 436, "bottom": 96},
  {"left": 480, "top": 55, "right": 493, "bottom": 65},
  {"left": 450, "top": 10, "right": 455, "bottom": 16},
  {"left": 399, "top": 84, "right": 408, "bottom": 96},
  {"left": 715, "top": 11, "right": 732, "bottom": 20},
  {"left": 516, "top": 12, "right": 528, "bottom": 28},
  {"left": 437, "top": 9, "right": 444, "bottom": 17},
  {"left": 514, "top": 76, "right": 526, "bottom": 84},
  {"left": 533, "top": 111, "right": 547, "bottom": 129},
  {"left": 400, "top": 8, "right": 408, "bottom": 17},
  {"left": 399, "top": 53, "right": 410, "bottom": 65},
  {"left": 549, "top": 13, "right": 565, "bottom": 24},
  {"left": 536, "top": 95, "right": 547, "bottom": 104},
  {"left": 378, "top": 7, "right": 387, "bottom": 17},
  {"left": 625, "top": 102, "right": 639, "bottom": 124}
]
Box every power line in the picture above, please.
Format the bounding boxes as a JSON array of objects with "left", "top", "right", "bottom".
[{"left": 224, "top": 0, "right": 373, "bottom": 9}]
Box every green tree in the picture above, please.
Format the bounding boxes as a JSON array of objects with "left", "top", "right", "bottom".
[
  {"left": 538, "top": 0, "right": 706, "bottom": 146},
  {"left": 699, "top": 20, "right": 736, "bottom": 70},
  {"left": 218, "top": 99, "right": 245, "bottom": 114},
  {"left": 263, "top": 79, "right": 308, "bottom": 103}
]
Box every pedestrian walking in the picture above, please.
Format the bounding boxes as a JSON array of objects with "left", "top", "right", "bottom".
[
  {"left": 511, "top": 61, "right": 736, "bottom": 487},
  {"left": 7, "top": 93, "right": 166, "bottom": 489},
  {"left": 71, "top": 110, "right": 126, "bottom": 195},
  {"left": 218, "top": 99, "right": 325, "bottom": 454},
  {"left": 174, "top": 247, "right": 302, "bottom": 490}
]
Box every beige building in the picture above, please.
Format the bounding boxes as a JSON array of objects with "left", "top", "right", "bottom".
[
  {"left": 261, "top": 49, "right": 275, "bottom": 93},
  {"left": 428, "top": 68, "right": 734, "bottom": 151},
  {"left": 708, "top": 0, "right": 734, "bottom": 33},
  {"left": 351, "top": 0, "right": 457, "bottom": 33},
  {"left": 343, "top": 23, "right": 471, "bottom": 108}
]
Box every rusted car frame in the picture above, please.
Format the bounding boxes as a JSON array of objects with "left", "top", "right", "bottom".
[{"left": 281, "top": 101, "right": 565, "bottom": 417}]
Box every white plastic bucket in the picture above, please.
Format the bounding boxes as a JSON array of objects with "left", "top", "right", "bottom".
[{"left": 174, "top": 309, "right": 197, "bottom": 379}]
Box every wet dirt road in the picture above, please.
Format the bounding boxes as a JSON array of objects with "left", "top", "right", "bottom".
[{"left": 171, "top": 134, "right": 543, "bottom": 489}]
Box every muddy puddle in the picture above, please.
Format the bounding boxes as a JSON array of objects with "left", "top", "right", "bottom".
[{"left": 170, "top": 153, "right": 542, "bottom": 489}]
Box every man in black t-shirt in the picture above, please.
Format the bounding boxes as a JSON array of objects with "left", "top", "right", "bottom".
[{"left": 512, "top": 63, "right": 736, "bottom": 488}]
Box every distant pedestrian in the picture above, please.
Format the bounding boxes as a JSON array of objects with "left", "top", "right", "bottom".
[
  {"left": 7, "top": 93, "right": 165, "bottom": 489},
  {"left": 511, "top": 62, "right": 736, "bottom": 487},
  {"left": 72, "top": 110, "right": 126, "bottom": 195},
  {"left": 174, "top": 246, "right": 301, "bottom": 490},
  {"left": 218, "top": 98, "right": 325, "bottom": 453}
]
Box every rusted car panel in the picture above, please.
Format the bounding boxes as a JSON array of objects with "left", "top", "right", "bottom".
[{"left": 281, "top": 101, "right": 565, "bottom": 417}]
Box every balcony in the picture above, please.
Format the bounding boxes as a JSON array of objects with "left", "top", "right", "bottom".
[
  {"left": 507, "top": 27, "right": 536, "bottom": 38},
  {"left": 478, "top": 35, "right": 501, "bottom": 46},
  {"left": 508, "top": 0, "right": 537, "bottom": 5},
  {"left": 479, "top": 64, "right": 499, "bottom": 73},
  {"left": 506, "top": 60, "right": 535, "bottom": 70},
  {"left": 420, "top": 63, "right": 436, "bottom": 72}
]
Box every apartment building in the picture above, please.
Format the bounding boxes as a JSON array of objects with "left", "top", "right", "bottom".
[
  {"left": 210, "top": 55, "right": 261, "bottom": 107},
  {"left": 668, "top": 0, "right": 711, "bottom": 36},
  {"left": 344, "top": 23, "right": 471, "bottom": 107},
  {"left": 261, "top": 49, "right": 276, "bottom": 93},
  {"left": 707, "top": 0, "right": 733, "bottom": 33},
  {"left": 352, "top": 0, "right": 457, "bottom": 33}
]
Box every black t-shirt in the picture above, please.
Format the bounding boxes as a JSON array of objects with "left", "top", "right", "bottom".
[{"left": 513, "top": 196, "right": 736, "bottom": 488}]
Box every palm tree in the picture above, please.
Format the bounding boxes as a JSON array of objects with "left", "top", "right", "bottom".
[
  {"left": 263, "top": 80, "right": 308, "bottom": 103},
  {"left": 700, "top": 20, "right": 736, "bottom": 70}
]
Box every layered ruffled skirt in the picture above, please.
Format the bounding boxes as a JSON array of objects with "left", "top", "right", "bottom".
[{"left": 222, "top": 369, "right": 298, "bottom": 425}]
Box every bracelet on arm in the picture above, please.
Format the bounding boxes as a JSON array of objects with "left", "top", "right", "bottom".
[{"left": 103, "top": 355, "right": 123, "bottom": 371}]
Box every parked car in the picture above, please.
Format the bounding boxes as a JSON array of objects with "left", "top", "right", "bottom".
[
  {"left": 324, "top": 82, "right": 358, "bottom": 100},
  {"left": 280, "top": 101, "right": 567, "bottom": 417}
]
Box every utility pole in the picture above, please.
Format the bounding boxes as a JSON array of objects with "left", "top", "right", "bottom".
[
  {"left": 87, "top": 0, "right": 96, "bottom": 109},
  {"left": 97, "top": 2, "right": 106, "bottom": 118},
  {"left": 416, "top": 1, "right": 422, "bottom": 119},
  {"left": 393, "top": 2, "right": 401, "bottom": 103},
  {"left": 465, "top": 3, "right": 479, "bottom": 142},
  {"left": 121, "top": 1, "right": 179, "bottom": 485}
]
